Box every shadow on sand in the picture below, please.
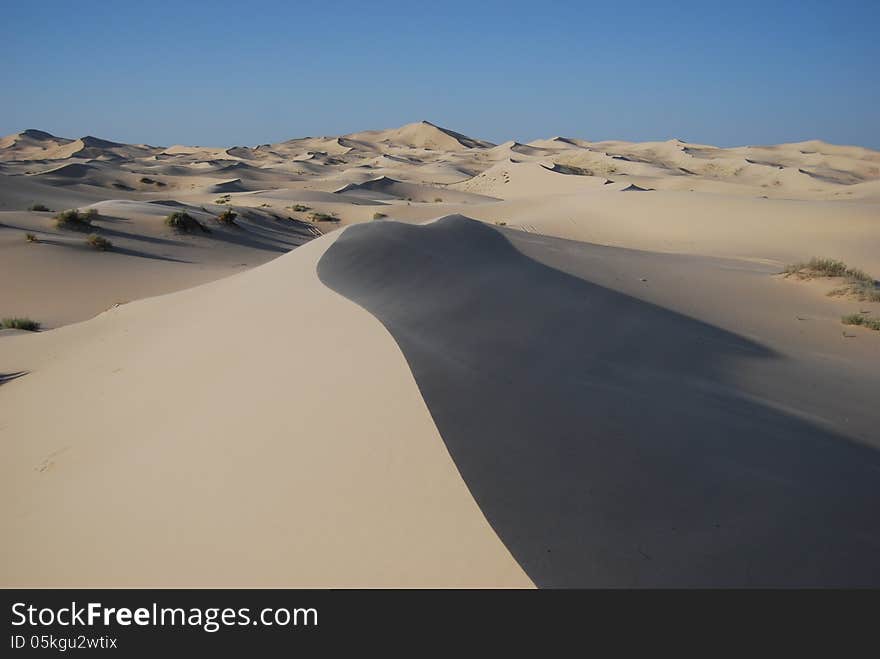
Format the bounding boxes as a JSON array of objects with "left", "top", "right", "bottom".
[
  {"left": 317, "top": 216, "right": 880, "bottom": 587},
  {"left": 0, "top": 371, "right": 28, "bottom": 385}
]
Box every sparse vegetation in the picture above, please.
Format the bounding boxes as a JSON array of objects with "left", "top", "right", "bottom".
[
  {"left": 372, "top": 212, "right": 387, "bottom": 220},
  {"left": 783, "top": 257, "right": 872, "bottom": 283},
  {"left": 434, "top": 197, "right": 443, "bottom": 202},
  {"left": 784, "top": 257, "right": 879, "bottom": 302},
  {"left": 28, "top": 203, "right": 51, "bottom": 212},
  {"left": 139, "top": 177, "right": 166, "bottom": 187},
  {"left": 215, "top": 208, "right": 238, "bottom": 225},
  {"left": 2, "top": 317, "right": 40, "bottom": 332},
  {"left": 830, "top": 283, "right": 880, "bottom": 303},
  {"left": 260, "top": 203, "right": 271, "bottom": 208},
  {"left": 54, "top": 208, "right": 97, "bottom": 230},
  {"left": 165, "top": 211, "right": 210, "bottom": 233},
  {"left": 554, "top": 164, "right": 592, "bottom": 176},
  {"left": 309, "top": 211, "right": 339, "bottom": 223},
  {"left": 86, "top": 234, "right": 113, "bottom": 250},
  {"left": 842, "top": 313, "right": 880, "bottom": 331},
  {"left": 214, "top": 194, "right": 231, "bottom": 205},
  {"left": 25, "top": 232, "right": 39, "bottom": 243},
  {"left": 494, "top": 220, "right": 507, "bottom": 226},
  {"left": 290, "top": 204, "right": 311, "bottom": 212}
]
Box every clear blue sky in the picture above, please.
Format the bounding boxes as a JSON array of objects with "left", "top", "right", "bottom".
[{"left": 2, "top": 0, "right": 878, "bottom": 148}]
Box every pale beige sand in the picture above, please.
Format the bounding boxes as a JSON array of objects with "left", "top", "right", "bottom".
[
  {"left": 0, "top": 232, "right": 530, "bottom": 587},
  {"left": 0, "top": 198, "right": 317, "bottom": 327}
]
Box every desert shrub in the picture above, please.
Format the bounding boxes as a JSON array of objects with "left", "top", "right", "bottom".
[
  {"left": 86, "top": 234, "right": 113, "bottom": 250},
  {"left": 785, "top": 257, "right": 878, "bottom": 302},
  {"left": 372, "top": 212, "right": 387, "bottom": 220},
  {"left": 309, "top": 211, "right": 339, "bottom": 223},
  {"left": 831, "top": 284, "right": 880, "bottom": 303},
  {"left": 434, "top": 197, "right": 443, "bottom": 202},
  {"left": 25, "top": 232, "right": 39, "bottom": 243},
  {"left": 494, "top": 220, "right": 507, "bottom": 226},
  {"left": 859, "top": 287, "right": 880, "bottom": 303},
  {"left": 783, "top": 257, "right": 873, "bottom": 284},
  {"left": 291, "top": 204, "right": 311, "bottom": 212},
  {"left": 554, "top": 164, "right": 592, "bottom": 176},
  {"left": 215, "top": 208, "right": 238, "bottom": 225},
  {"left": 842, "top": 313, "right": 880, "bottom": 331},
  {"left": 28, "top": 203, "right": 51, "bottom": 212},
  {"left": 53, "top": 208, "right": 97, "bottom": 230},
  {"left": 165, "top": 211, "right": 210, "bottom": 233},
  {"left": 1, "top": 317, "right": 40, "bottom": 331}
]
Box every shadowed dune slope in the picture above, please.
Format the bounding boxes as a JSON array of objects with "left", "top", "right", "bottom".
[{"left": 317, "top": 216, "right": 880, "bottom": 587}]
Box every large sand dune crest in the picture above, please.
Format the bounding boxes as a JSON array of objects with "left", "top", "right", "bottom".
[{"left": 317, "top": 217, "right": 880, "bottom": 587}]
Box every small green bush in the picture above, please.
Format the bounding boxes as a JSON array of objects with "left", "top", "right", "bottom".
[
  {"left": 54, "top": 208, "right": 97, "bottom": 230},
  {"left": 554, "top": 164, "right": 592, "bottom": 176},
  {"left": 783, "top": 257, "right": 873, "bottom": 284},
  {"left": 785, "top": 257, "right": 879, "bottom": 302},
  {"left": 309, "top": 211, "right": 339, "bottom": 223},
  {"left": 25, "top": 232, "right": 39, "bottom": 243},
  {"left": 86, "top": 234, "right": 112, "bottom": 250},
  {"left": 28, "top": 203, "right": 51, "bottom": 212},
  {"left": 2, "top": 317, "right": 40, "bottom": 331},
  {"left": 842, "top": 313, "right": 880, "bottom": 331},
  {"left": 830, "top": 284, "right": 880, "bottom": 303},
  {"left": 372, "top": 212, "right": 387, "bottom": 220},
  {"left": 215, "top": 209, "right": 238, "bottom": 225},
  {"left": 291, "top": 204, "right": 311, "bottom": 212},
  {"left": 434, "top": 197, "right": 443, "bottom": 202},
  {"left": 165, "top": 211, "right": 210, "bottom": 233}
]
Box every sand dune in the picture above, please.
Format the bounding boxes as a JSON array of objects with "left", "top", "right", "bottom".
[
  {"left": 1, "top": 121, "right": 879, "bottom": 587},
  {"left": 318, "top": 217, "right": 880, "bottom": 586},
  {"left": 0, "top": 129, "right": 74, "bottom": 159},
  {"left": 0, "top": 230, "right": 530, "bottom": 587},
  {"left": 346, "top": 120, "right": 495, "bottom": 151},
  {"left": 335, "top": 175, "right": 496, "bottom": 203}
]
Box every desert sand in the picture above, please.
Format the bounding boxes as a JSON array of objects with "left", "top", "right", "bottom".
[{"left": 1, "top": 121, "right": 879, "bottom": 586}]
